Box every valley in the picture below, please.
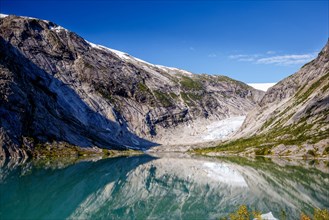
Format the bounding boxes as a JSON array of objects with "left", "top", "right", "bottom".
[{"left": 0, "top": 4, "right": 328, "bottom": 220}]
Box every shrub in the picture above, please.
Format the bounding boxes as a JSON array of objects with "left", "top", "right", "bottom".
[
  {"left": 180, "top": 76, "right": 203, "bottom": 90},
  {"left": 255, "top": 147, "right": 271, "bottom": 156},
  {"left": 323, "top": 146, "right": 329, "bottom": 155},
  {"left": 153, "top": 90, "right": 173, "bottom": 107},
  {"left": 221, "top": 206, "right": 329, "bottom": 220},
  {"left": 314, "top": 208, "right": 329, "bottom": 220},
  {"left": 229, "top": 205, "right": 250, "bottom": 220},
  {"left": 307, "top": 149, "right": 316, "bottom": 157},
  {"left": 301, "top": 213, "right": 312, "bottom": 220}
]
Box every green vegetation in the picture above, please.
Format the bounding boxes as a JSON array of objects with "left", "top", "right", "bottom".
[
  {"left": 27, "top": 139, "right": 143, "bottom": 160},
  {"left": 320, "top": 80, "right": 329, "bottom": 93},
  {"left": 31, "top": 146, "right": 142, "bottom": 170},
  {"left": 153, "top": 90, "right": 173, "bottom": 107},
  {"left": 193, "top": 135, "right": 271, "bottom": 155},
  {"left": 259, "top": 107, "right": 296, "bottom": 132},
  {"left": 272, "top": 112, "right": 295, "bottom": 129},
  {"left": 101, "top": 148, "right": 143, "bottom": 157},
  {"left": 323, "top": 146, "right": 329, "bottom": 155},
  {"left": 179, "top": 75, "right": 203, "bottom": 90},
  {"left": 196, "top": 74, "right": 249, "bottom": 90},
  {"left": 300, "top": 59, "right": 314, "bottom": 69},
  {"left": 301, "top": 209, "right": 329, "bottom": 220},
  {"left": 98, "top": 89, "right": 115, "bottom": 102},
  {"left": 137, "top": 83, "right": 178, "bottom": 107},
  {"left": 134, "top": 82, "right": 161, "bottom": 106},
  {"left": 260, "top": 116, "right": 276, "bottom": 130},
  {"left": 194, "top": 116, "right": 328, "bottom": 155},
  {"left": 254, "top": 147, "right": 271, "bottom": 156},
  {"left": 137, "top": 82, "right": 150, "bottom": 93},
  {"left": 181, "top": 92, "right": 202, "bottom": 105},
  {"left": 307, "top": 149, "right": 316, "bottom": 157},
  {"left": 295, "top": 72, "right": 329, "bottom": 105},
  {"left": 219, "top": 205, "right": 261, "bottom": 220},
  {"left": 83, "top": 61, "right": 95, "bottom": 70},
  {"left": 136, "top": 82, "right": 154, "bottom": 99},
  {"left": 181, "top": 93, "right": 194, "bottom": 105},
  {"left": 32, "top": 142, "right": 95, "bottom": 158},
  {"left": 187, "top": 92, "right": 202, "bottom": 101},
  {"left": 215, "top": 75, "right": 238, "bottom": 83},
  {"left": 169, "top": 92, "right": 179, "bottom": 99},
  {"left": 220, "top": 205, "right": 329, "bottom": 220}
]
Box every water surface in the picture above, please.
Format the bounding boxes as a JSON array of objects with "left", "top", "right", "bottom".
[{"left": 0, "top": 154, "right": 328, "bottom": 219}]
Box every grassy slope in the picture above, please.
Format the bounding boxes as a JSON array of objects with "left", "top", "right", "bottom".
[{"left": 194, "top": 73, "right": 329, "bottom": 156}]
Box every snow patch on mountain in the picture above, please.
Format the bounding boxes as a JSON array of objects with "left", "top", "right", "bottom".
[
  {"left": 202, "top": 116, "right": 246, "bottom": 141},
  {"left": 108, "top": 48, "right": 132, "bottom": 60},
  {"left": 248, "top": 83, "right": 276, "bottom": 91},
  {"left": 50, "top": 25, "right": 67, "bottom": 33},
  {"left": 87, "top": 41, "right": 154, "bottom": 66},
  {"left": 87, "top": 41, "right": 194, "bottom": 77},
  {"left": 0, "top": 13, "right": 59, "bottom": 26},
  {"left": 155, "top": 65, "right": 193, "bottom": 76}
]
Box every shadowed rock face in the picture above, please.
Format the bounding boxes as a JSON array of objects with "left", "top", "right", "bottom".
[{"left": 0, "top": 15, "right": 263, "bottom": 158}]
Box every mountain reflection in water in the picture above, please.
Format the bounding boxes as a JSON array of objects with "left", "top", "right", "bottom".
[{"left": 0, "top": 154, "right": 328, "bottom": 220}]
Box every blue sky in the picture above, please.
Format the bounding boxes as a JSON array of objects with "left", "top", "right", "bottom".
[{"left": 1, "top": 0, "right": 328, "bottom": 83}]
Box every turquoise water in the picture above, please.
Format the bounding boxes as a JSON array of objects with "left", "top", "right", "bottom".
[{"left": 0, "top": 154, "right": 328, "bottom": 220}]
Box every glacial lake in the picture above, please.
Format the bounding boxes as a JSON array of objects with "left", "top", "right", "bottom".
[{"left": 0, "top": 153, "right": 328, "bottom": 220}]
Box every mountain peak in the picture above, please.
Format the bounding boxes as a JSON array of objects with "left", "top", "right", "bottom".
[{"left": 0, "top": 14, "right": 263, "bottom": 159}]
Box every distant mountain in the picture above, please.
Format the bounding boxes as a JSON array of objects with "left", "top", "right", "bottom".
[
  {"left": 200, "top": 40, "right": 329, "bottom": 157},
  {"left": 0, "top": 14, "right": 263, "bottom": 159}
]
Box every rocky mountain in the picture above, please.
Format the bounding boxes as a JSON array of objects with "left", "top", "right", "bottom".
[
  {"left": 0, "top": 14, "right": 263, "bottom": 159},
  {"left": 200, "top": 40, "right": 329, "bottom": 157}
]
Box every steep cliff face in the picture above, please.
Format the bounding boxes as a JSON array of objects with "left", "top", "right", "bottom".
[
  {"left": 0, "top": 14, "right": 263, "bottom": 159},
  {"left": 224, "top": 40, "right": 329, "bottom": 156}
]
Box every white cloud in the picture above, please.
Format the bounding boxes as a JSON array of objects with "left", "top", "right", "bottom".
[
  {"left": 238, "top": 58, "right": 255, "bottom": 62},
  {"left": 228, "top": 54, "right": 259, "bottom": 61},
  {"left": 266, "top": 50, "right": 276, "bottom": 54},
  {"left": 189, "top": 46, "right": 195, "bottom": 51},
  {"left": 208, "top": 53, "right": 217, "bottom": 58},
  {"left": 229, "top": 54, "right": 249, "bottom": 59},
  {"left": 256, "top": 53, "right": 316, "bottom": 65},
  {"left": 229, "top": 52, "right": 316, "bottom": 65}
]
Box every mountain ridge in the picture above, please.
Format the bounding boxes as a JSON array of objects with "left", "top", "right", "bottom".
[{"left": 0, "top": 14, "right": 263, "bottom": 159}]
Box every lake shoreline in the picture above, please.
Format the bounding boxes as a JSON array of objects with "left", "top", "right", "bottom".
[{"left": 1, "top": 152, "right": 328, "bottom": 219}]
